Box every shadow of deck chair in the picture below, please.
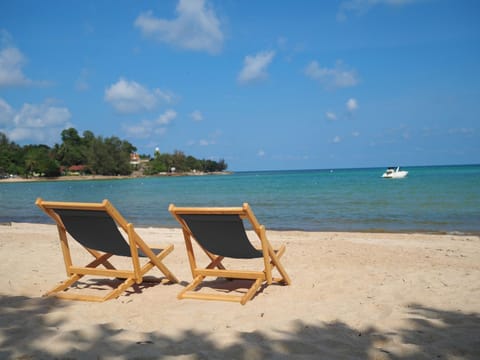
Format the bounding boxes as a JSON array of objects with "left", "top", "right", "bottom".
[
  {"left": 36, "top": 198, "right": 178, "bottom": 302},
  {"left": 169, "top": 203, "right": 291, "bottom": 305}
]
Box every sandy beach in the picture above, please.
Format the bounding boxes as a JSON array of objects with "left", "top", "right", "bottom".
[{"left": 0, "top": 222, "right": 479, "bottom": 359}]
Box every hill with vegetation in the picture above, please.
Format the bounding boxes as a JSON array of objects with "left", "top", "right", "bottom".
[{"left": 0, "top": 128, "right": 227, "bottom": 179}]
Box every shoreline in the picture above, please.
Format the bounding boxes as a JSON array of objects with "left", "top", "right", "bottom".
[
  {"left": 1, "top": 222, "right": 479, "bottom": 358},
  {"left": 0, "top": 175, "right": 133, "bottom": 183},
  {"left": 2, "top": 221, "right": 479, "bottom": 236},
  {"left": 0, "top": 171, "right": 233, "bottom": 183}
]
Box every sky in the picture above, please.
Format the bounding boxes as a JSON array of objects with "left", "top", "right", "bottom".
[{"left": 0, "top": 0, "right": 479, "bottom": 171}]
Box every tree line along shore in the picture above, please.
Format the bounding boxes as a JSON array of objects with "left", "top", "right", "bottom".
[{"left": 0, "top": 128, "right": 228, "bottom": 180}]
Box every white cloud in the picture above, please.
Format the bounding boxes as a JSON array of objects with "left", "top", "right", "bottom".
[
  {"left": 325, "top": 98, "right": 358, "bottom": 122},
  {"left": 104, "top": 78, "right": 174, "bottom": 113},
  {"left": 0, "top": 98, "right": 14, "bottom": 126},
  {"left": 156, "top": 109, "right": 177, "bottom": 125},
  {"left": 346, "top": 98, "right": 358, "bottom": 111},
  {"left": 326, "top": 111, "right": 337, "bottom": 120},
  {"left": 0, "top": 46, "right": 32, "bottom": 87},
  {"left": 238, "top": 50, "right": 275, "bottom": 84},
  {"left": 190, "top": 129, "right": 221, "bottom": 147},
  {"left": 122, "top": 120, "right": 153, "bottom": 139},
  {"left": 122, "top": 109, "right": 177, "bottom": 139},
  {"left": 337, "top": 0, "right": 417, "bottom": 21},
  {"left": 14, "top": 102, "right": 70, "bottom": 129},
  {"left": 333, "top": 135, "right": 342, "bottom": 143},
  {"left": 0, "top": 98, "right": 72, "bottom": 144},
  {"left": 199, "top": 139, "right": 211, "bottom": 146},
  {"left": 190, "top": 110, "right": 203, "bottom": 121},
  {"left": 305, "top": 60, "right": 358, "bottom": 89},
  {"left": 257, "top": 149, "right": 266, "bottom": 157},
  {"left": 0, "top": 31, "right": 48, "bottom": 88},
  {"left": 134, "top": 0, "right": 224, "bottom": 54}
]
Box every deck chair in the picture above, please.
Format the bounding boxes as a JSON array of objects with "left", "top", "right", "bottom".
[
  {"left": 169, "top": 203, "right": 291, "bottom": 305},
  {"left": 36, "top": 198, "right": 178, "bottom": 302}
]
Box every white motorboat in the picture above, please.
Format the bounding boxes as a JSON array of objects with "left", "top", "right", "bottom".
[{"left": 382, "top": 167, "right": 408, "bottom": 178}]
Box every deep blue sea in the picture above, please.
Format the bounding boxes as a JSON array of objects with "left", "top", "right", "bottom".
[{"left": 1, "top": 165, "right": 479, "bottom": 234}]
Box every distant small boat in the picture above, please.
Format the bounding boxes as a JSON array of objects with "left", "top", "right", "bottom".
[{"left": 382, "top": 167, "right": 408, "bottom": 179}]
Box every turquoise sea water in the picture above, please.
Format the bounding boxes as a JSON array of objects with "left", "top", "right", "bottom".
[{"left": 1, "top": 165, "right": 479, "bottom": 233}]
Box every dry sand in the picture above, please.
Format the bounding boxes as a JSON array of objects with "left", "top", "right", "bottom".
[{"left": 0, "top": 222, "right": 479, "bottom": 359}]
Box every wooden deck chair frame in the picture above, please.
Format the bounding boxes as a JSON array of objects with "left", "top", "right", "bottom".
[
  {"left": 169, "top": 203, "right": 291, "bottom": 305},
  {"left": 36, "top": 198, "right": 178, "bottom": 302}
]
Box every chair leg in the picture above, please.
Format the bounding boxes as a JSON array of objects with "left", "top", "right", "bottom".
[
  {"left": 44, "top": 274, "right": 83, "bottom": 297},
  {"left": 178, "top": 275, "right": 204, "bottom": 300},
  {"left": 241, "top": 278, "right": 263, "bottom": 305},
  {"left": 206, "top": 255, "right": 225, "bottom": 270},
  {"left": 103, "top": 277, "right": 136, "bottom": 301},
  {"left": 142, "top": 245, "right": 178, "bottom": 283},
  {"left": 178, "top": 275, "right": 265, "bottom": 305},
  {"left": 46, "top": 248, "right": 176, "bottom": 301},
  {"left": 269, "top": 245, "right": 291, "bottom": 285}
]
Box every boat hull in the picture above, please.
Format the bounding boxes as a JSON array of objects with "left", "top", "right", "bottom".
[{"left": 382, "top": 171, "right": 408, "bottom": 178}]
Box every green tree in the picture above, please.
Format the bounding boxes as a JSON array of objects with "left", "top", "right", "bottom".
[
  {"left": 0, "top": 129, "right": 228, "bottom": 178},
  {"left": 185, "top": 155, "right": 201, "bottom": 171},
  {"left": 172, "top": 150, "right": 187, "bottom": 172},
  {"left": 144, "top": 153, "right": 167, "bottom": 175},
  {"left": 144, "top": 151, "right": 228, "bottom": 175},
  {"left": 0, "top": 132, "right": 24, "bottom": 176},
  {"left": 56, "top": 128, "right": 87, "bottom": 166},
  {"left": 23, "top": 145, "right": 60, "bottom": 177},
  {"left": 105, "top": 136, "right": 135, "bottom": 175},
  {"left": 82, "top": 130, "right": 95, "bottom": 148},
  {"left": 216, "top": 158, "right": 227, "bottom": 171},
  {"left": 86, "top": 135, "right": 135, "bottom": 176}
]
